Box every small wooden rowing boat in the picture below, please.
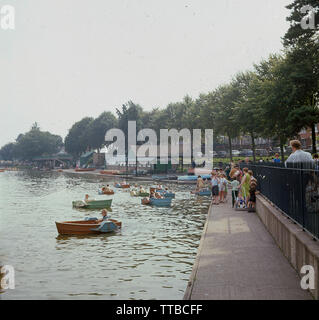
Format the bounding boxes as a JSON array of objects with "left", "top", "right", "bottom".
[
  {"left": 191, "top": 189, "right": 211, "bottom": 196},
  {"left": 72, "top": 199, "right": 112, "bottom": 209},
  {"left": 162, "top": 192, "right": 175, "bottom": 198},
  {"left": 100, "top": 170, "right": 120, "bottom": 175},
  {"left": 142, "top": 197, "right": 172, "bottom": 207},
  {"left": 0, "top": 169, "right": 5, "bottom": 173},
  {"left": 55, "top": 218, "right": 121, "bottom": 235},
  {"left": 197, "top": 190, "right": 211, "bottom": 196},
  {"left": 114, "top": 183, "right": 130, "bottom": 189},
  {"left": 131, "top": 191, "right": 150, "bottom": 197},
  {"left": 98, "top": 189, "right": 115, "bottom": 195},
  {"left": 75, "top": 168, "right": 96, "bottom": 172}
]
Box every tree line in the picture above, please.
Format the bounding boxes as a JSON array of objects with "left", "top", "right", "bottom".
[{"left": 1, "top": 0, "right": 318, "bottom": 163}]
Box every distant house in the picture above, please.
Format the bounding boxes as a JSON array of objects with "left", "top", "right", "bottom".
[{"left": 298, "top": 125, "right": 319, "bottom": 150}]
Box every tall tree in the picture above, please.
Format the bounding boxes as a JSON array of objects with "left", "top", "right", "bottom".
[
  {"left": 0, "top": 143, "right": 16, "bottom": 161},
  {"left": 284, "top": 0, "right": 319, "bottom": 153},
  {"left": 65, "top": 117, "right": 94, "bottom": 157},
  {"left": 87, "top": 111, "right": 117, "bottom": 152},
  {"left": 116, "top": 101, "right": 144, "bottom": 173},
  {"left": 232, "top": 71, "right": 263, "bottom": 162},
  {"left": 209, "top": 84, "right": 241, "bottom": 161},
  {"left": 253, "top": 55, "right": 301, "bottom": 161},
  {"left": 14, "top": 125, "right": 63, "bottom": 160}
]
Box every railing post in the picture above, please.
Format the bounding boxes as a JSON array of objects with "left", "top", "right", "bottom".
[{"left": 300, "top": 167, "right": 305, "bottom": 231}]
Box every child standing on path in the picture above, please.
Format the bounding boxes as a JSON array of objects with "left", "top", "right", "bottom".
[
  {"left": 211, "top": 172, "right": 220, "bottom": 205},
  {"left": 230, "top": 178, "right": 240, "bottom": 208},
  {"left": 218, "top": 173, "right": 228, "bottom": 203}
]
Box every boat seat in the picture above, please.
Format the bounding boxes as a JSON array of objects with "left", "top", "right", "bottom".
[{"left": 91, "top": 221, "right": 118, "bottom": 233}]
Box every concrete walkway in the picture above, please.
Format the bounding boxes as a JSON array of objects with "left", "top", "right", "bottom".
[{"left": 184, "top": 197, "right": 312, "bottom": 300}]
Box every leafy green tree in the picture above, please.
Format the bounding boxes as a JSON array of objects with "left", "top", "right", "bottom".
[
  {"left": 233, "top": 71, "right": 264, "bottom": 161},
  {"left": 253, "top": 55, "right": 301, "bottom": 161},
  {"left": 116, "top": 101, "right": 144, "bottom": 172},
  {"left": 87, "top": 111, "right": 117, "bottom": 152},
  {"left": 65, "top": 117, "right": 94, "bottom": 157},
  {"left": 14, "top": 125, "right": 63, "bottom": 160},
  {"left": 0, "top": 143, "right": 16, "bottom": 161},
  {"left": 284, "top": 0, "right": 319, "bottom": 153},
  {"left": 209, "top": 84, "right": 241, "bottom": 161}
]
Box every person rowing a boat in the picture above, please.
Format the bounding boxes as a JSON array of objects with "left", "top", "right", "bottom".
[
  {"left": 97, "top": 209, "right": 109, "bottom": 222},
  {"left": 101, "top": 185, "right": 111, "bottom": 193},
  {"left": 105, "top": 185, "right": 112, "bottom": 192}
]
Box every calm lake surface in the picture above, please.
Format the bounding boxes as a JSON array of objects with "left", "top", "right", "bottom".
[{"left": 0, "top": 170, "right": 210, "bottom": 300}]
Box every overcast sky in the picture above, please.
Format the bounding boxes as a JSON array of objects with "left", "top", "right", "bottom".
[{"left": 0, "top": 0, "right": 291, "bottom": 147}]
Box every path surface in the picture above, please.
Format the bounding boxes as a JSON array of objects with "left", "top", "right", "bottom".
[{"left": 184, "top": 196, "right": 312, "bottom": 300}]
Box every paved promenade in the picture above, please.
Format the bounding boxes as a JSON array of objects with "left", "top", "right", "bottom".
[{"left": 184, "top": 196, "right": 312, "bottom": 300}]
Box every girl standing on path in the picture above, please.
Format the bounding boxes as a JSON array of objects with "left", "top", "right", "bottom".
[
  {"left": 218, "top": 173, "right": 228, "bottom": 203},
  {"left": 239, "top": 168, "right": 251, "bottom": 205}
]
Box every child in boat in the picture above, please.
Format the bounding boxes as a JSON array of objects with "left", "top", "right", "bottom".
[
  {"left": 142, "top": 192, "right": 155, "bottom": 205},
  {"left": 155, "top": 192, "right": 163, "bottom": 199},
  {"left": 84, "top": 194, "right": 93, "bottom": 203},
  {"left": 105, "top": 185, "right": 112, "bottom": 192},
  {"left": 139, "top": 186, "right": 146, "bottom": 194},
  {"left": 196, "top": 175, "right": 205, "bottom": 192}
]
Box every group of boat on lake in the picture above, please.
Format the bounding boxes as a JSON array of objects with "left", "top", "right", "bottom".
[{"left": 55, "top": 181, "right": 185, "bottom": 236}]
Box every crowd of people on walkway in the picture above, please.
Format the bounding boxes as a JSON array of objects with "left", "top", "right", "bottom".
[{"left": 195, "top": 164, "right": 258, "bottom": 211}]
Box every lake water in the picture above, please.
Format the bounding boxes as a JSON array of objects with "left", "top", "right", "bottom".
[{"left": 0, "top": 170, "right": 210, "bottom": 300}]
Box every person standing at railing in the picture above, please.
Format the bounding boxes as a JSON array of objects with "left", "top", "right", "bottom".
[
  {"left": 273, "top": 153, "right": 281, "bottom": 163},
  {"left": 285, "top": 140, "right": 314, "bottom": 168}
]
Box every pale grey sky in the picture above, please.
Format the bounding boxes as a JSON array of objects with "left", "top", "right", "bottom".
[{"left": 0, "top": 0, "right": 291, "bottom": 147}]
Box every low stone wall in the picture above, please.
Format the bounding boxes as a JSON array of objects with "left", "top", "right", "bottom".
[{"left": 256, "top": 195, "right": 319, "bottom": 299}]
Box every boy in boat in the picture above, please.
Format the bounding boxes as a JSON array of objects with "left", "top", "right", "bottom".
[
  {"left": 139, "top": 186, "right": 146, "bottom": 194},
  {"left": 84, "top": 194, "right": 93, "bottom": 203}
]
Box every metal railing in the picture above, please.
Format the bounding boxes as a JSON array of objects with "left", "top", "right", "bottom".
[{"left": 242, "top": 163, "right": 319, "bottom": 240}]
